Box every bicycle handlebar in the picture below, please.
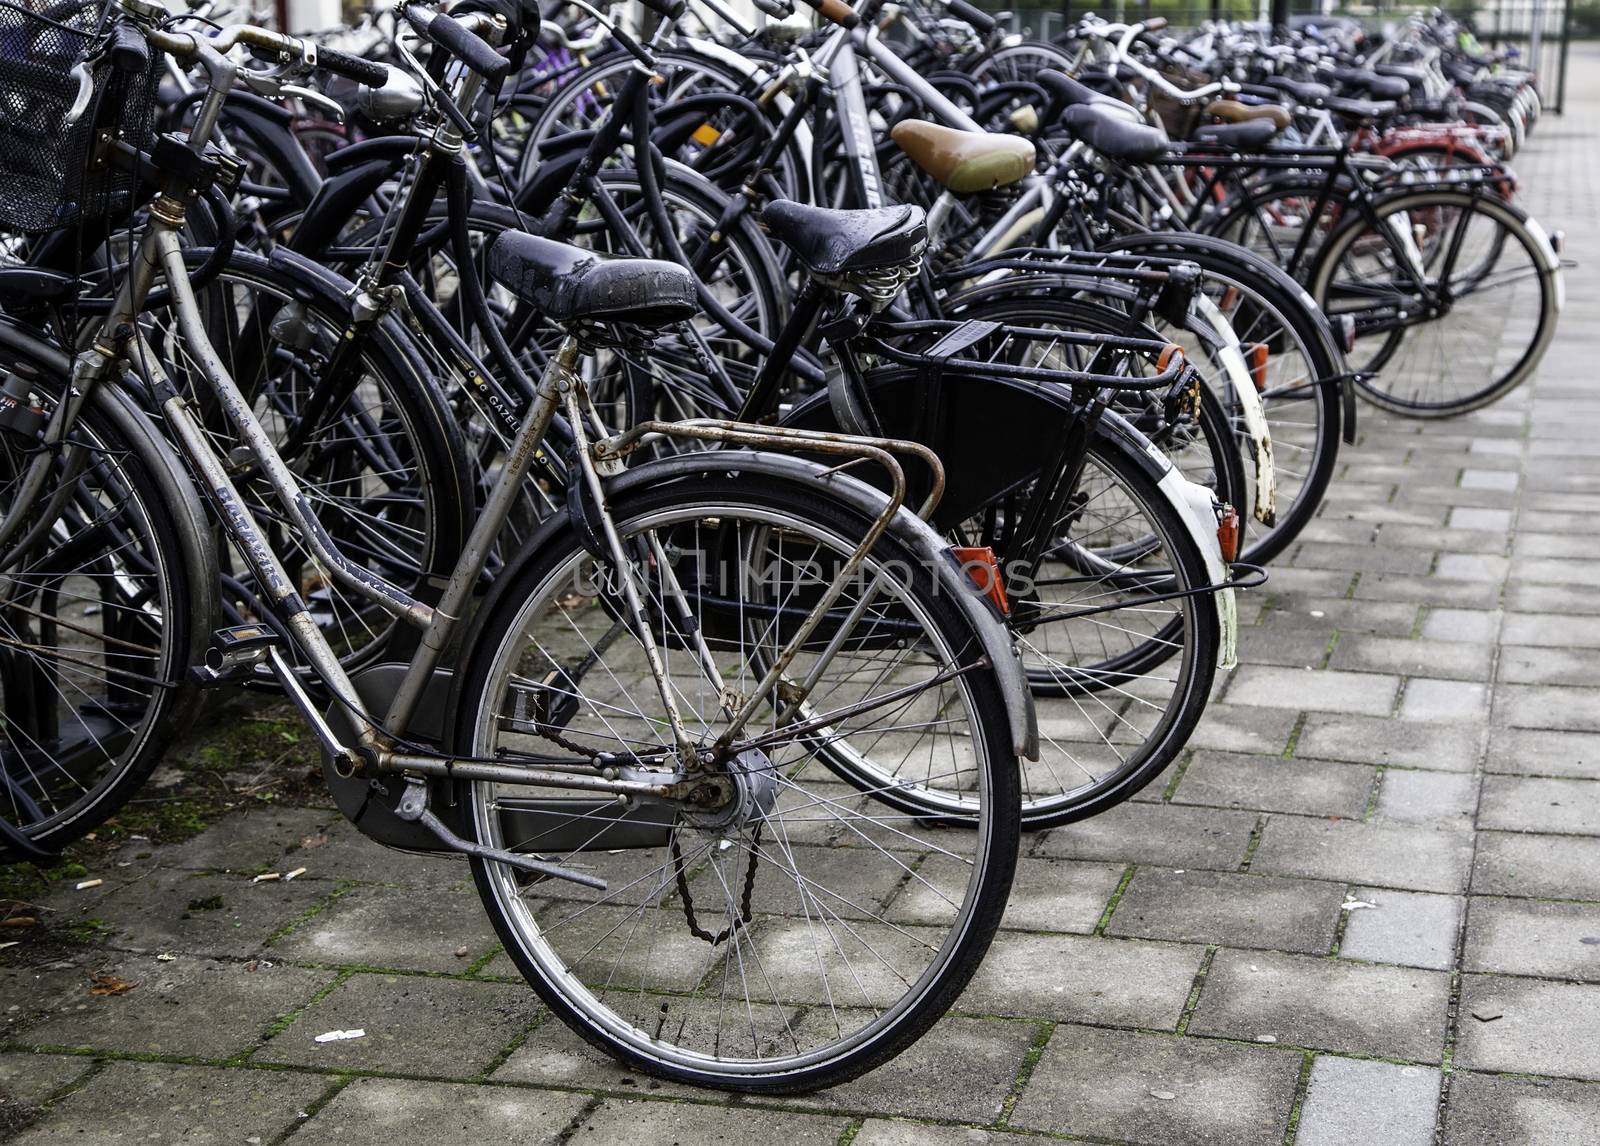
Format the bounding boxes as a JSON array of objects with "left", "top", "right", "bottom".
[
  {"left": 401, "top": 4, "right": 511, "bottom": 82},
  {"left": 945, "top": 0, "right": 995, "bottom": 35}
]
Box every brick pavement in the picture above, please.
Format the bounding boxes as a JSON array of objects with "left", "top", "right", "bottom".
[{"left": 3, "top": 47, "right": 1599, "bottom": 1146}]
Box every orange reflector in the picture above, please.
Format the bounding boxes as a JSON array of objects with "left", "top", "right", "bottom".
[
  {"left": 691, "top": 122, "right": 722, "bottom": 147},
  {"left": 1216, "top": 504, "right": 1241, "bottom": 563},
  {"left": 1243, "top": 342, "right": 1269, "bottom": 392},
  {"left": 953, "top": 547, "right": 1009, "bottom": 615},
  {"left": 1219, "top": 285, "right": 1240, "bottom": 312}
]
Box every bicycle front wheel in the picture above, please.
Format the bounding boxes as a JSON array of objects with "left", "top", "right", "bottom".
[
  {"left": 454, "top": 469, "right": 1020, "bottom": 1093},
  {"left": 1311, "top": 189, "right": 1559, "bottom": 416}
]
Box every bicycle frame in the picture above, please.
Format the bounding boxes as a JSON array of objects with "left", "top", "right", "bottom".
[{"left": 21, "top": 16, "right": 1023, "bottom": 881}]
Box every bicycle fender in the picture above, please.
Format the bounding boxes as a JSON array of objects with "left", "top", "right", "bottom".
[
  {"left": 1190, "top": 293, "right": 1277, "bottom": 527},
  {"left": 577, "top": 450, "right": 1039, "bottom": 763},
  {"left": 1097, "top": 409, "right": 1239, "bottom": 671}
]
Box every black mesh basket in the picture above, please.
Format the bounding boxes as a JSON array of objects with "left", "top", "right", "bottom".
[{"left": 0, "top": 1, "right": 160, "bottom": 234}]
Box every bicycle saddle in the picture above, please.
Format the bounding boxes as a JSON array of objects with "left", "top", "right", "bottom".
[
  {"left": 485, "top": 233, "right": 698, "bottom": 329},
  {"left": 1375, "top": 63, "right": 1430, "bottom": 88},
  {"left": 1205, "top": 99, "right": 1291, "bottom": 130},
  {"left": 889, "top": 120, "right": 1036, "bottom": 194},
  {"left": 1062, "top": 104, "right": 1170, "bottom": 163},
  {"left": 1327, "top": 67, "right": 1409, "bottom": 102},
  {"left": 1191, "top": 119, "right": 1279, "bottom": 149},
  {"left": 1266, "top": 76, "right": 1331, "bottom": 105},
  {"left": 760, "top": 201, "right": 928, "bottom": 276},
  {"left": 1036, "top": 70, "right": 1142, "bottom": 123},
  {"left": 1324, "top": 95, "right": 1397, "bottom": 122}
]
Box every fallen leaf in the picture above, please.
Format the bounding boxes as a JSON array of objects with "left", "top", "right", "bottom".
[
  {"left": 88, "top": 974, "right": 136, "bottom": 997},
  {"left": 0, "top": 917, "right": 37, "bottom": 929},
  {"left": 299, "top": 834, "right": 328, "bottom": 850}
]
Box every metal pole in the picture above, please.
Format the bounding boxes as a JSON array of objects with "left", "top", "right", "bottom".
[
  {"left": 1270, "top": 0, "right": 1289, "bottom": 41},
  {"left": 1557, "top": 0, "right": 1573, "bottom": 112}
]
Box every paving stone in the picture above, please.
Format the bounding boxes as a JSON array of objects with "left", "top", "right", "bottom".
[
  {"left": 1339, "top": 888, "right": 1464, "bottom": 971},
  {"left": 1459, "top": 469, "right": 1519, "bottom": 491},
  {"left": 1249, "top": 818, "right": 1474, "bottom": 894},
  {"left": 1499, "top": 645, "right": 1600, "bottom": 687},
  {"left": 1472, "top": 831, "right": 1600, "bottom": 899},
  {"left": 1330, "top": 636, "right": 1494, "bottom": 681},
  {"left": 1181, "top": 704, "right": 1299, "bottom": 756},
  {"left": 1295, "top": 1056, "right": 1441, "bottom": 1146},
  {"left": 1455, "top": 976, "right": 1600, "bottom": 1079},
  {"left": 1500, "top": 613, "right": 1600, "bottom": 648},
  {"left": 254, "top": 972, "right": 538, "bottom": 1077},
  {"left": 1374, "top": 770, "right": 1480, "bottom": 826},
  {"left": 1295, "top": 714, "right": 1482, "bottom": 771},
  {"left": 1189, "top": 949, "right": 1450, "bottom": 1061},
  {"left": 1105, "top": 869, "right": 1343, "bottom": 953},
  {"left": 8, "top": 1061, "right": 327, "bottom": 1146},
  {"left": 794, "top": 1014, "right": 1037, "bottom": 1122},
  {"left": 1035, "top": 802, "right": 1258, "bottom": 870},
  {"left": 1444, "top": 1072, "right": 1600, "bottom": 1146},
  {"left": 76, "top": 868, "right": 337, "bottom": 962},
  {"left": 1353, "top": 572, "right": 1501, "bottom": 609},
  {"left": 960, "top": 933, "right": 1201, "bottom": 1028},
  {"left": 1497, "top": 683, "right": 1600, "bottom": 731},
  {"left": 267, "top": 883, "right": 499, "bottom": 972},
  {"left": 989, "top": 858, "right": 1125, "bottom": 934},
  {"left": 1464, "top": 898, "right": 1600, "bottom": 980},
  {"left": 157, "top": 805, "right": 337, "bottom": 873},
  {"left": 1420, "top": 608, "right": 1500, "bottom": 642},
  {"left": 21, "top": 955, "right": 330, "bottom": 1060},
  {"left": 854, "top": 1122, "right": 1028, "bottom": 1146},
  {"left": 0, "top": 1052, "right": 93, "bottom": 1106},
  {"left": 1008, "top": 1024, "right": 1300, "bottom": 1146},
  {"left": 1478, "top": 775, "right": 1600, "bottom": 834},
  {"left": 573, "top": 1100, "right": 846, "bottom": 1145},
  {"left": 490, "top": 1016, "right": 709, "bottom": 1100},
  {"left": 1173, "top": 750, "right": 1374, "bottom": 818},
  {"left": 1224, "top": 666, "right": 1398, "bottom": 715},
  {"left": 1449, "top": 507, "right": 1514, "bottom": 531},
  {"left": 1256, "top": 598, "right": 1418, "bottom": 636},
  {"left": 1485, "top": 726, "right": 1600, "bottom": 778},
  {"left": 1294, "top": 543, "right": 1435, "bottom": 575},
  {"left": 291, "top": 1077, "right": 586, "bottom": 1144},
  {"left": 1435, "top": 554, "right": 1510, "bottom": 582},
  {"left": 1399, "top": 678, "right": 1489, "bottom": 722}
]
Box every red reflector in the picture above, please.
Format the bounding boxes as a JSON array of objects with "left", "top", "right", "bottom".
[
  {"left": 1243, "top": 342, "right": 1269, "bottom": 392},
  {"left": 953, "top": 546, "right": 1010, "bottom": 615},
  {"left": 1216, "top": 504, "right": 1241, "bottom": 563}
]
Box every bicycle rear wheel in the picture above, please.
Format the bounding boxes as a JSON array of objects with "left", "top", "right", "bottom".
[{"left": 455, "top": 468, "right": 1020, "bottom": 1092}]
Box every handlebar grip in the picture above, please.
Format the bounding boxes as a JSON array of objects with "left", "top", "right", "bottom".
[
  {"left": 946, "top": 0, "right": 995, "bottom": 35},
  {"left": 752, "top": 0, "right": 794, "bottom": 17},
  {"left": 410, "top": 10, "right": 511, "bottom": 82},
  {"left": 316, "top": 45, "right": 391, "bottom": 87},
  {"left": 636, "top": 0, "right": 687, "bottom": 18},
  {"left": 109, "top": 22, "right": 150, "bottom": 74},
  {"left": 798, "top": 0, "right": 859, "bottom": 29}
]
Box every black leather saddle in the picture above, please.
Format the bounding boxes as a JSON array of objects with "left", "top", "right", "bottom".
[
  {"left": 485, "top": 233, "right": 698, "bottom": 329},
  {"left": 1325, "top": 95, "right": 1397, "bottom": 122},
  {"left": 1192, "top": 119, "right": 1279, "bottom": 150},
  {"left": 1267, "top": 76, "right": 1332, "bottom": 105},
  {"left": 1063, "top": 104, "right": 1169, "bottom": 163},
  {"left": 1037, "top": 69, "right": 1142, "bottom": 124},
  {"left": 1328, "top": 67, "right": 1410, "bottom": 102},
  {"left": 760, "top": 201, "right": 927, "bottom": 276}
]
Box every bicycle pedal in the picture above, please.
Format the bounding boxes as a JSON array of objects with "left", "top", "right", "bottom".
[{"left": 190, "top": 624, "right": 280, "bottom": 687}]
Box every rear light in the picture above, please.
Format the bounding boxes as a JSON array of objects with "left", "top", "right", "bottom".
[
  {"left": 1216, "top": 504, "right": 1241, "bottom": 563},
  {"left": 952, "top": 546, "right": 1010, "bottom": 615},
  {"left": 1336, "top": 313, "right": 1358, "bottom": 353},
  {"left": 1242, "top": 342, "right": 1269, "bottom": 392}
]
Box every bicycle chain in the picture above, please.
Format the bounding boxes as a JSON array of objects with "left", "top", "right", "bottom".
[{"left": 670, "top": 823, "right": 763, "bottom": 946}]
